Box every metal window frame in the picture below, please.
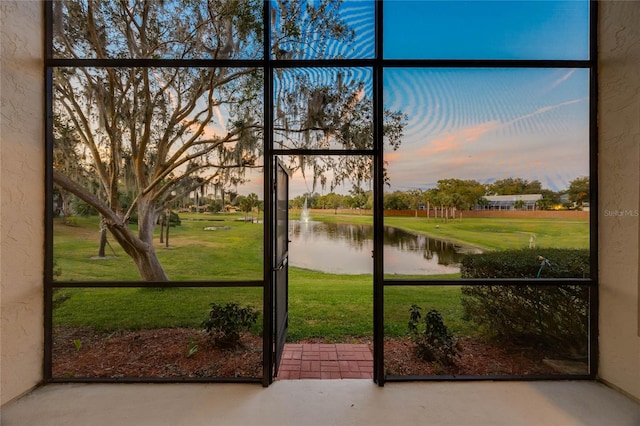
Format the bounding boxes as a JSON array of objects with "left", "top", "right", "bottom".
[{"left": 44, "top": 0, "right": 598, "bottom": 386}]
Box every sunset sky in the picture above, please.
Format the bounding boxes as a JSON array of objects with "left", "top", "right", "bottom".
[
  {"left": 383, "top": 67, "right": 590, "bottom": 193},
  {"left": 246, "top": 0, "right": 591, "bottom": 197}
]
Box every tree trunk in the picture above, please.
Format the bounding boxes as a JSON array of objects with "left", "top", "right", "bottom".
[
  {"left": 131, "top": 247, "right": 169, "bottom": 281},
  {"left": 98, "top": 227, "right": 108, "bottom": 257},
  {"left": 106, "top": 222, "right": 169, "bottom": 281},
  {"left": 53, "top": 170, "right": 169, "bottom": 281},
  {"left": 108, "top": 200, "right": 168, "bottom": 281},
  {"left": 164, "top": 210, "right": 170, "bottom": 248},
  {"left": 159, "top": 214, "right": 164, "bottom": 244},
  {"left": 59, "top": 190, "right": 73, "bottom": 224},
  {"left": 131, "top": 201, "right": 168, "bottom": 281}
]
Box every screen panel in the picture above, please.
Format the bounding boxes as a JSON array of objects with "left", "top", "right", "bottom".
[
  {"left": 383, "top": 0, "right": 589, "bottom": 60},
  {"left": 52, "top": 287, "right": 263, "bottom": 379},
  {"left": 274, "top": 67, "right": 374, "bottom": 151},
  {"left": 52, "top": 67, "right": 264, "bottom": 282},
  {"left": 384, "top": 285, "right": 590, "bottom": 378},
  {"left": 270, "top": 0, "right": 375, "bottom": 60},
  {"left": 52, "top": 0, "right": 264, "bottom": 59},
  {"left": 383, "top": 68, "right": 590, "bottom": 279}
]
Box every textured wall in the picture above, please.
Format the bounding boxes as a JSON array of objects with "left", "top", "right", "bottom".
[
  {"left": 0, "top": 1, "right": 44, "bottom": 405},
  {"left": 0, "top": 0, "right": 638, "bottom": 407},
  {"left": 598, "top": 0, "right": 640, "bottom": 401}
]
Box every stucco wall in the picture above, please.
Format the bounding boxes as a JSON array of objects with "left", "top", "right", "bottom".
[
  {"left": 0, "top": 0, "right": 638, "bottom": 407},
  {"left": 598, "top": 1, "right": 640, "bottom": 401},
  {"left": 0, "top": 1, "right": 44, "bottom": 405}
]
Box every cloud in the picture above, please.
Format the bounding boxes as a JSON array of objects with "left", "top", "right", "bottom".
[
  {"left": 550, "top": 69, "right": 576, "bottom": 89},
  {"left": 502, "top": 98, "right": 587, "bottom": 128},
  {"left": 383, "top": 151, "right": 404, "bottom": 165},
  {"left": 415, "top": 97, "right": 587, "bottom": 158},
  {"left": 419, "top": 121, "right": 500, "bottom": 156}
]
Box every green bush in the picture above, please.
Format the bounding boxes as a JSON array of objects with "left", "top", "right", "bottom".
[
  {"left": 167, "top": 211, "right": 181, "bottom": 226},
  {"left": 202, "top": 302, "right": 258, "bottom": 348},
  {"left": 460, "top": 248, "right": 590, "bottom": 279},
  {"left": 71, "top": 197, "right": 97, "bottom": 216},
  {"left": 128, "top": 210, "right": 180, "bottom": 226},
  {"left": 408, "top": 306, "right": 458, "bottom": 366},
  {"left": 460, "top": 248, "right": 589, "bottom": 358}
]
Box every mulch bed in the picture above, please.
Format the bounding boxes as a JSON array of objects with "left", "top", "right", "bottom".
[
  {"left": 52, "top": 327, "right": 263, "bottom": 379},
  {"left": 384, "top": 336, "right": 557, "bottom": 376},
  {"left": 52, "top": 327, "right": 560, "bottom": 379}
]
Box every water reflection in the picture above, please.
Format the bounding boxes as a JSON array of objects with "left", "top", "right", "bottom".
[{"left": 289, "top": 221, "right": 479, "bottom": 275}]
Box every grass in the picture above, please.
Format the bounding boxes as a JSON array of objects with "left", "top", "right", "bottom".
[
  {"left": 54, "top": 214, "right": 263, "bottom": 281},
  {"left": 53, "top": 286, "right": 264, "bottom": 332},
  {"left": 308, "top": 212, "right": 589, "bottom": 251},
  {"left": 384, "top": 285, "right": 473, "bottom": 337},
  {"left": 288, "top": 269, "right": 373, "bottom": 340},
  {"left": 53, "top": 270, "right": 467, "bottom": 340},
  {"left": 53, "top": 211, "right": 589, "bottom": 341}
]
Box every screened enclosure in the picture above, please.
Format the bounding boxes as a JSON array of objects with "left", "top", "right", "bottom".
[{"left": 45, "top": 0, "right": 597, "bottom": 385}]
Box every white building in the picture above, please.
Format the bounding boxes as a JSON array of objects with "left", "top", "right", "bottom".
[{"left": 478, "top": 194, "right": 543, "bottom": 210}]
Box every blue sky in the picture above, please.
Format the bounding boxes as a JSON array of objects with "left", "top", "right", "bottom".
[{"left": 383, "top": 0, "right": 589, "bottom": 60}]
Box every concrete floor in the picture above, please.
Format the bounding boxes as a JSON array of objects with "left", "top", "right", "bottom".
[{"left": 2, "top": 380, "right": 639, "bottom": 426}]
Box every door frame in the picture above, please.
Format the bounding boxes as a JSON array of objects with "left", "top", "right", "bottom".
[
  {"left": 271, "top": 158, "right": 289, "bottom": 380},
  {"left": 262, "top": 152, "right": 383, "bottom": 386}
]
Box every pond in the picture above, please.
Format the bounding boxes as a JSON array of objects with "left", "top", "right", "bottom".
[{"left": 289, "top": 221, "right": 480, "bottom": 275}]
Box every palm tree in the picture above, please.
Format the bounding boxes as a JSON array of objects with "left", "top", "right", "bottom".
[{"left": 246, "top": 193, "right": 259, "bottom": 223}]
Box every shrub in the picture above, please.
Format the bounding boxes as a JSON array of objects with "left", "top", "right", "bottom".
[
  {"left": 130, "top": 210, "right": 181, "bottom": 226},
  {"left": 460, "top": 248, "right": 589, "bottom": 358},
  {"left": 202, "top": 302, "right": 258, "bottom": 348},
  {"left": 71, "top": 197, "right": 97, "bottom": 216},
  {"left": 167, "top": 211, "right": 181, "bottom": 226},
  {"left": 460, "top": 248, "right": 590, "bottom": 279},
  {"left": 408, "top": 305, "right": 458, "bottom": 367}
]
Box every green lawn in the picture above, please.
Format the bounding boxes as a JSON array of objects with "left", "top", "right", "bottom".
[
  {"left": 53, "top": 212, "right": 588, "bottom": 341},
  {"left": 54, "top": 214, "right": 263, "bottom": 281},
  {"left": 54, "top": 270, "right": 468, "bottom": 341},
  {"left": 309, "top": 212, "right": 589, "bottom": 251},
  {"left": 53, "top": 286, "right": 264, "bottom": 332}
]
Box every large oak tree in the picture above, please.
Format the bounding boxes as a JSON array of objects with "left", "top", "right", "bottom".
[{"left": 52, "top": 0, "right": 406, "bottom": 281}]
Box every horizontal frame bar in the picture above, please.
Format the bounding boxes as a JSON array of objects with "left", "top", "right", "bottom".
[
  {"left": 272, "top": 149, "right": 374, "bottom": 156},
  {"left": 46, "top": 58, "right": 592, "bottom": 69},
  {"left": 51, "top": 280, "right": 264, "bottom": 288},
  {"left": 383, "top": 278, "right": 593, "bottom": 287},
  {"left": 385, "top": 374, "right": 594, "bottom": 382},
  {"left": 49, "top": 377, "right": 263, "bottom": 384}
]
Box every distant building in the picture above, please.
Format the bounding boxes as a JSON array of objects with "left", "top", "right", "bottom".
[{"left": 476, "top": 194, "right": 543, "bottom": 211}]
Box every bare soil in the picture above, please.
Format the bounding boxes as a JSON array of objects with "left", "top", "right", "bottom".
[{"left": 53, "top": 327, "right": 559, "bottom": 379}]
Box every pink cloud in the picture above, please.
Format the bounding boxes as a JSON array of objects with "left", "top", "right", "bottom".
[
  {"left": 384, "top": 151, "right": 404, "bottom": 165},
  {"left": 419, "top": 121, "right": 500, "bottom": 156}
]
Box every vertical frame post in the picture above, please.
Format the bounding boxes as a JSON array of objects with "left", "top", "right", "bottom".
[
  {"left": 588, "top": 0, "right": 599, "bottom": 378},
  {"left": 262, "top": 0, "right": 275, "bottom": 386},
  {"left": 372, "top": 0, "right": 385, "bottom": 386}
]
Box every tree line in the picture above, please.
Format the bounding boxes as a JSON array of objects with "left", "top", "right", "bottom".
[{"left": 292, "top": 176, "right": 590, "bottom": 212}]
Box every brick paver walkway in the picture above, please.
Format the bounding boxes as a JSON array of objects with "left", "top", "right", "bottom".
[{"left": 277, "top": 343, "right": 373, "bottom": 380}]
